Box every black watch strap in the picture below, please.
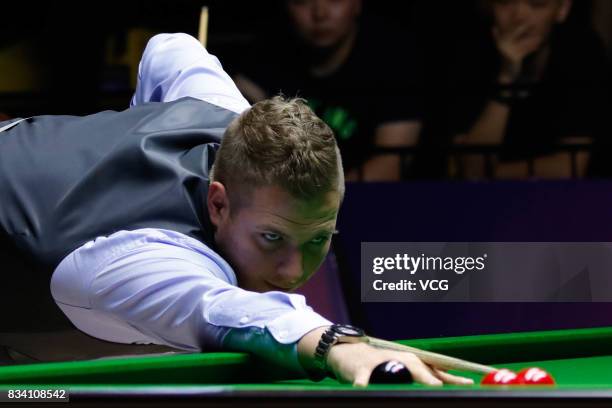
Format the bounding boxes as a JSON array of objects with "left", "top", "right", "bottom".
[
  {"left": 491, "top": 83, "right": 533, "bottom": 105},
  {"left": 309, "top": 325, "right": 366, "bottom": 381}
]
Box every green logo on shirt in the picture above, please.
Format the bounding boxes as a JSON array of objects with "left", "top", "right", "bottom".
[{"left": 308, "top": 99, "right": 357, "bottom": 141}]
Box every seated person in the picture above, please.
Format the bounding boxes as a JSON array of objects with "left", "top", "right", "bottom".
[
  {"left": 449, "top": 0, "right": 609, "bottom": 179},
  {"left": 234, "top": 0, "right": 423, "bottom": 181},
  {"left": 0, "top": 33, "right": 471, "bottom": 386}
]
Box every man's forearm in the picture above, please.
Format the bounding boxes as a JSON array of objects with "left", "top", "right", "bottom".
[
  {"left": 362, "top": 121, "right": 420, "bottom": 181},
  {"left": 495, "top": 151, "right": 590, "bottom": 179},
  {"left": 296, "top": 326, "right": 329, "bottom": 374},
  {"left": 361, "top": 155, "right": 402, "bottom": 181},
  {"left": 454, "top": 100, "right": 511, "bottom": 178},
  {"left": 459, "top": 100, "right": 510, "bottom": 146}
]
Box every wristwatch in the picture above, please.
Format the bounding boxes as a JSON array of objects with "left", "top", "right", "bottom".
[
  {"left": 491, "top": 83, "right": 532, "bottom": 105},
  {"left": 311, "top": 324, "right": 367, "bottom": 380}
]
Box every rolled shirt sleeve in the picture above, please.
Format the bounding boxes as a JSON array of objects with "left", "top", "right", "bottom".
[
  {"left": 50, "top": 228, "right": 331, "bottom": 374},
  {"left": 130, "top": 32, "right": 250, "bottom": 114}
]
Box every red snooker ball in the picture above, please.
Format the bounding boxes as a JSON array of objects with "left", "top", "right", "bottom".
[
  {"left": 481, "top": 369, "right": 519, "bottom": 385},
  {"left": 514, "top": 367, "right": 556, "bottom": 386}
]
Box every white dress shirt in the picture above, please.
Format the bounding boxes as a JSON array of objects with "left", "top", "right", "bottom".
[{"left": 51, "top": 33, "right": 331, "bottom": 374}]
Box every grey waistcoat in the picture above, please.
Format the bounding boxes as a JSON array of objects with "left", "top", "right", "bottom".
[{"left": 0, "top": 97, "right": 237, "bottom": 274}]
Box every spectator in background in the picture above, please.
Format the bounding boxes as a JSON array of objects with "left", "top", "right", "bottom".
[
  {"left": 450, "top": 0, "right": 609, "bottom": 179},
  {"left": 235, "top": 0, "right": 423, "bottom": 181}
]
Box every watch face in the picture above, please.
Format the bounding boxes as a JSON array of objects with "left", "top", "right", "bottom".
[{"left": 332, "top": 324, "right": 365, "bottom": 337}]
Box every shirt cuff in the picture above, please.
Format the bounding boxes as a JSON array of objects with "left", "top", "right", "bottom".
[
  {"left": 266, "top": 307, "right": 332, "bottom": 344},
  {"left": 205, "top": 291, "right": 332, "bottom": 343},
  {"left": 221, "top": 312, "right": 331, "bottom": 377},
  {"left": 217, "top": 295, "right": 332, "bottom": 376}
]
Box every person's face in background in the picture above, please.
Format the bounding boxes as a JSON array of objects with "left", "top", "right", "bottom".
[
  {"left": 287, "top": 0, "right": 362, "bottom": 50},
  {"left": 490, "top": 0, "right": 572, "bottom": 50}
]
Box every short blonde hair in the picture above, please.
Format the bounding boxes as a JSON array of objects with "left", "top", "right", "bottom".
[{"left": 211, "top": 96, "right": 344, "bottom": 211}]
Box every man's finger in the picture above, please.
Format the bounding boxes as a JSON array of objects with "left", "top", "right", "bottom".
[
  {"left": 433, "top": 368, "right": 475, "bottom": 385},
  {"left": 399, "top": 355, "right": 443, "bottom": 386},
  {"left": 353, "top": 367, "right": 371, "bottom": 388}
]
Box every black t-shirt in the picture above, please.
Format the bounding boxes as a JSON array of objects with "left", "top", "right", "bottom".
[
  {"left": 238, "top": 18, "right": 423, "bottom": 172},
  {"left": 449, "top": 25, "right": 610, "bottom": 162}
]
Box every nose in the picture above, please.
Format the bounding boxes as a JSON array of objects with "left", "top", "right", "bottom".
[
  {"left": 276, "top": 249, "right": 304, "bottom": 288},
  {"left": 312, "top": 0, "right": 330, "bottom": 22}
]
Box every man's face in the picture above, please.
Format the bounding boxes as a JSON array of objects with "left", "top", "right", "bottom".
[
  {"left": 491, "top": 0, "right": 571, "bottom": 49},
  {"left": 209, "top": 183, "right": 341, "bottom": 293},
  {"left": 287, "top": 0, "right": 362, "bottom": 49}
]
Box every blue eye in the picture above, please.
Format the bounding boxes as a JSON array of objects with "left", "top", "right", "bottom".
[
  {"left": 310, "top": 236, "right": 330, "bottom": 245},
  {"left": 262, "top": 233, "right": 282, "bottom": 242}
]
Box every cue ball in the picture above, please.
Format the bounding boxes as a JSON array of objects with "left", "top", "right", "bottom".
[
  {"left": 515, "top": 367, "right": 556, "bottom": 385},
  {"left": 481, "top": 369, "right": 519, "bottom": 385},
  {"left": 369, "top": 360, "right": 413, "bottom": 384}
]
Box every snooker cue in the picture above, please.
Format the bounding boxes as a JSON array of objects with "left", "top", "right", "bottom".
[
  {"left": 366, "top": 336, "right": 496, "bottom": 375},
  {"left": 199, "top": 6, "right": 209, "bottom": 47}
]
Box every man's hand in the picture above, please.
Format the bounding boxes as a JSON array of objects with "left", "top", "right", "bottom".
[
  {"left": 493, "top": 24, "right": 543, "bottom": 84},
  {"left": 297, "top": 327, "right": 474, "bottom": 387},
  {"left": 327, "top": 342, "right": 474, "bottom": 387}
]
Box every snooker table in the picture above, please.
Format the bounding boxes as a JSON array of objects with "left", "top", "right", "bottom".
[{"left": 2, "top": 327, "right": 612, "bottom": 407}]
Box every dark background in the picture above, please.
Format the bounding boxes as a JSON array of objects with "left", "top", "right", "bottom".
[
  {"left": 0, "top": 0, "right": 601, "bottom": 116},
  {"left": 336, "top": 181, "right": 612, "bottom": 339}
]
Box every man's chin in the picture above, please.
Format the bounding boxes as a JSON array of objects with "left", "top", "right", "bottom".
[
  {"left": 237, "top": 280, "right": 288, "bottom": 293},
  {"left": 263, "top": 282, "right": 293, "bottom": 293},
  {"left": 235, "top": 274, "right": 295, "bottom": 293}
]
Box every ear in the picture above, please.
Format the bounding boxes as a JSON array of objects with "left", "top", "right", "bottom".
[
  {"left": 556, "top": 0, "right": 572, "bottom": 23},
  {"left": 207, "top": 181, "right": 230, "bottom": 228}
]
